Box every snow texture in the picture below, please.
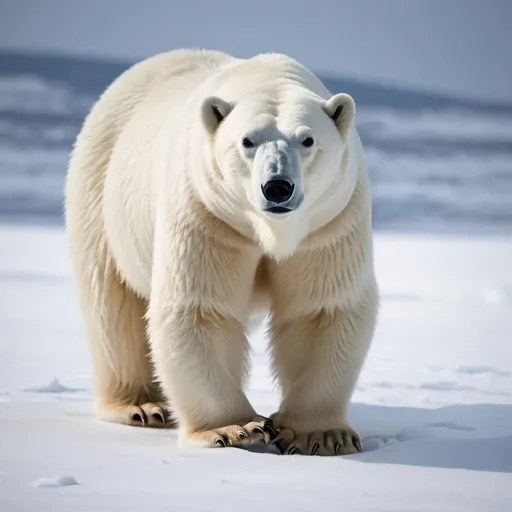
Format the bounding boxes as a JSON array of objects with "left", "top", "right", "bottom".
[{"left": 1, "top": 226, "right": 511, "bottom": 511}]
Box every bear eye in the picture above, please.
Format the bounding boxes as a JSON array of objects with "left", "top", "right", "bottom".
[
  {"left": 242, "top": 137, "right": 255, "bottom": 148},
  {"left": 302, "top": 137, "right": 314, "bottom": 148}
]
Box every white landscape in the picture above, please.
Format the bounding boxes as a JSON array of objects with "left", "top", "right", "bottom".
[{"left": 1, "top": 225, "right": 511, "bottom": 511}]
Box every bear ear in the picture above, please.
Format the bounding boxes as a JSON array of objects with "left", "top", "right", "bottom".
[
  {"left": 201, "top": 96, "right": 234, "bottom": 134},
  {"left": 323, "top": 93, "right": 355, "bottom": 138}
]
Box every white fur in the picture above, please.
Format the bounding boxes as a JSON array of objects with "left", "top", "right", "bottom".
[{"left": 65, "top": 49, "right": 379, "bottom": 454}]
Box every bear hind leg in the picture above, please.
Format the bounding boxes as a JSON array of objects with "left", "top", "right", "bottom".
[{"left": 74, "top": 249, "right": 174, "bottom": 428}]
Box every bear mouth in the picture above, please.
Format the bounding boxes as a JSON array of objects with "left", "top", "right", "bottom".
[{"left": 263, "top": 206, "right": 292, "bottom": 214}]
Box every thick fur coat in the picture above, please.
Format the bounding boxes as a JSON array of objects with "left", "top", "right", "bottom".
[{"left": 65, "top": 49, "right": 379, "bottom": 456}]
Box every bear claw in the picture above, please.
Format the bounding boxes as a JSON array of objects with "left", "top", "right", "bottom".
[
  {"left": 140, "top": 403, "right": 169, "bottom": 428},
  {"left": 97, "top": 402, "right": 172, "bottom": 429},
  {"left": 183, "top": 416, "right": 278, "bottom": 450},
  {"left": 272, "top": 425, "right": 362, "bottom": 456},
  {"left": 130, "top": 411, "right": 146, "bottom": 426}
]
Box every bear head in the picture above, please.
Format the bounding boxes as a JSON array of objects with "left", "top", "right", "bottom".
[{"left": 199, "top": 70, "right": 358, "bottom": 259}]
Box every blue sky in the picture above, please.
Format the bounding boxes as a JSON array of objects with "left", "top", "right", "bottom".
[{"left": 1, "top": 0, "right": 511, "bottom": 102}]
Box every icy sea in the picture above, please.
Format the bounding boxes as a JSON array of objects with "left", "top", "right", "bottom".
[{"left": 0, "top": 51, "right": 511, "bottom": 235}]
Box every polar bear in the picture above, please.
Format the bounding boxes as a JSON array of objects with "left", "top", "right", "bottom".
[{"left": 65, "top": 49, "right": 379, "bottom": 456}]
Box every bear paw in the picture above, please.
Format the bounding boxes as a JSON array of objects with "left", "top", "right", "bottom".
[
  {"left": 272, "top": 425, "right": 362, "bottom": 456},
  {"left": 182, "top": 416, "right": 278, "bottom": 449},
  {"left": 97, "top": 402, "right": 174, "bottom": 428}
]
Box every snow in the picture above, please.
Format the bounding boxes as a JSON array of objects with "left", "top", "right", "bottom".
[
  {"left": 32, "top": 476, "right": 79, "bottom": 488},
  {"left": 1, "top": 225, "right": 511, "bottom": 511}
]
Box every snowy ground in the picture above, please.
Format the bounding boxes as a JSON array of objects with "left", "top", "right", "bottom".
[{"left": 1, "top": 225, "right": 512, "bottom": 511}]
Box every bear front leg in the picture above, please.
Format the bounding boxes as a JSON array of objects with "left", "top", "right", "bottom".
[
  {"left": 267, "top": 247, "right": 379, "bottom": 456},
  {"left": 268, "top": 302, "right": 376, "bottom": 455},
  {"left": 149, "top": 305, "right": 277, "bottom": 448},
  {"left": 147, "top": 212, "right": 276, "bottom": 449}
]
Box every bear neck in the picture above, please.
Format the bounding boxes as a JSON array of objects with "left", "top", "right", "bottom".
[{"left": 248, "top": 212, "right": 311, "bottom": 261}]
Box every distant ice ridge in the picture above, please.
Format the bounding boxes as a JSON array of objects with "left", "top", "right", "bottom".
[
  {"left": 357, "top": 106, "right": 512, "bottom": 142},
  {"left": 23, "top": 378, "right": 85, "bottom": 393},
  {"left": 0, "top": 76, "right": 92, "bottom": 116}
]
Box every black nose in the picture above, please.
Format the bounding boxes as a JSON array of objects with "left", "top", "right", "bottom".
[{"left": 261, "top": 180, "right": 294, "bottom": 203}]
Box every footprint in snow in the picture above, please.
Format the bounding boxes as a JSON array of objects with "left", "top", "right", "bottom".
[{"left": 362, "top": 422, "right": 476, "bottom": 452}]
